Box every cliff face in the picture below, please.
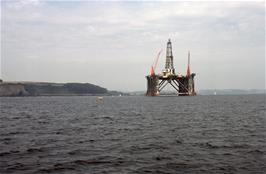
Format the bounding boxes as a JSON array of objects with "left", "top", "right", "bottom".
[
  {"left": 0, "top": 84, "right": 28, "bottom": 96},
  {"left": 0, "top": 82, "right": 108, "bottom": 96}
]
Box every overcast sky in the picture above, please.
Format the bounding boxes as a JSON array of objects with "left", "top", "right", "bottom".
[{"left": 1, "top": 0, "right": 265, "bottom": 91}]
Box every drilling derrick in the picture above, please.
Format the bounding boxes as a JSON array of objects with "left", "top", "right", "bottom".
[
  {"left": 146, "top": 39, "right": 196, "bottom": 96},
  {"left": 165, "top": 39, "right": 175, "bottom": 74}
]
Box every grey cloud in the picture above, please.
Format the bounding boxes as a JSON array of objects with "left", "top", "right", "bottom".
[{"left": 1, "top": 1, "right": 265, "bottom": 91}]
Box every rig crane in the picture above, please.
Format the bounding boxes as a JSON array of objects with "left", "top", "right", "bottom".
[
  {"left": 150, "top": 49, "right": 163, "bottom": 76},
  {"left": 186, "top": 51, "right": 191, "bottom": 77}
]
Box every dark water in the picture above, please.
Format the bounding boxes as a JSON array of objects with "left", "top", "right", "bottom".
[{"left": 0, "top": 95, "right": 265, "bottom": 174}]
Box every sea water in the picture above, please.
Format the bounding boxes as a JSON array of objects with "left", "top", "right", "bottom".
[{"left": 0, "top": 95, "right": 265, "bottom": 174}]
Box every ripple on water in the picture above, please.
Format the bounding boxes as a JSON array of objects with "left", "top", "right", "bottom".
[{"left": 0, "top": 95, "right": 265, "bottom": 174}]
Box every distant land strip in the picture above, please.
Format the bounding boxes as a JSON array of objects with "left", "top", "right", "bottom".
[{"left": 0, "top": 82, "right": 123, "bottom": 97}]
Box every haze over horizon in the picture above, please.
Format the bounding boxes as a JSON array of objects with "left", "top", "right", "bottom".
[{"left": 1, "top": 0, "right": 265, "bottom": 91}]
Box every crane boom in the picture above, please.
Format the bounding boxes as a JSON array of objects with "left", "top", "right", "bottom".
[
  {"left": 153, "top": 49, "right": 162, "bottom": 70},
  {"left": 150, "top": 49, "right": 163, "bottom": 76},
  {"left": 186, "top": 51, "right": 191, "bottom": 77}
]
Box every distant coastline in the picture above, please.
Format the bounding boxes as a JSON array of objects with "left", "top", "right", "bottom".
[
  {"left": 129, "top": 89, "right": 266, "bottom": 96},
  {"left": 197, "top": 89, "right": 266, "bottom": 95},
  {"left": 0, "top": 81, "right": 265, "bottom": 97},
  {"left": 0, "top": 81, "right": 123, "bottom": 97}
]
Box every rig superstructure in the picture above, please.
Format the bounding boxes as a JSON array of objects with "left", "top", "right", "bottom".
[{"left": 146, "top": 39, "right": 196, "bottom": 96}]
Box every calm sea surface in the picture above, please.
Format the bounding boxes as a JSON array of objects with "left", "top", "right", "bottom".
[{"left": 0, "top": 95, "right": 265, "bottom": 174}]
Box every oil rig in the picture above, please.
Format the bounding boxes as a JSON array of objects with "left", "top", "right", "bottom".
[{"left": 146, "top": 39, "right": 196, "bottom": 96}]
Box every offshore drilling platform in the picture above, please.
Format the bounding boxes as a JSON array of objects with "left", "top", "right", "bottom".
[{"left": 146, "top": 39, "right": 196, "bottom": 96}]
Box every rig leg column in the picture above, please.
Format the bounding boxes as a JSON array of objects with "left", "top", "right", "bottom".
[{"left": 146, "top": 76, "right": 159, "bottom": 96}]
